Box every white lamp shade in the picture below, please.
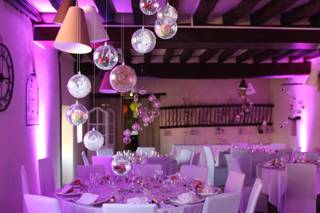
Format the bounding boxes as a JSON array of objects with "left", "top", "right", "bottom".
[
  {"left": 54, "top": 6, "right": 92, "bottom": 54},
  {"left": 83, "top": 5, "right": 109, "bottom": 43}
]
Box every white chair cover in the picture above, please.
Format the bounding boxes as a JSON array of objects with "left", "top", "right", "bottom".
[
  {"left": 225, "top": 171, "right": 245, "bottom": 193},
  {"left": 177, "top": 149, "right": 193, "bottom": 166},
  {"left": 285, "top": 163, "right": 317, "bottom": 213},
  {"left": 232, "top": 149, "right": 254, "bottom": 186},
  {"left": 76, "top": 165, "right": 105, "bottom": 179},
  {"left": 132, "top": 164, "right": 163, "bottom": 177},
  {"left": 225, "top": 154, "right": 242, "bottom": 173},
  {"left": 180, "top": 165, "right": 208, "bottom": 183},
  {"left": 38, "top": 158, "right": 56, "bottom": 197},
  {"left": 190, "top": 152, "right": 201, "bottom": 165},
  {"left": 21, "top": 165, "right": 30, "bottom": 195},
  {"left": 202, "top": 192, "right": 241, "bottom": 213},
  {"left": 136, "top": 147, "right": 156, "bottom": 157},
  {"left": 92, "top": 156, "right": 112, "bottom": 175},
  {"left": 96, "top": 147, "right": 114, "bottom": 156},
  {"left": 245, "top": 178, "right": 263, "bottom": 213},
  {"left": 102, "top": 204, "right": 157, "bottom": 213},
  {"left": 203, "top": 146, "right": 215, "bottom": 185},
  {"left": 24, "top": 194, "right": 61, "bottom": 213},
  {"left": 82, "top": 151, "right": 90, "bottom": 166}
]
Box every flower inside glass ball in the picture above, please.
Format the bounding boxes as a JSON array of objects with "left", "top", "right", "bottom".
[
  {"left": 84, "top": 129, "right": 104, "bottom": 151},
  {"left": 93, "top": 43, "right": 118, "bottom": 70},
  {"left": 157, "top": 4, "right": 178, "bottom": 21},
  {"left": 154, "top": 18, "right": 178, "bottom": 40},
  {"left": 139, "top": 0, "right": 159, "bottom": 15},
  {"left": 67, "top": 73, "right": 91, "bottom": 99},
  {"left": 109, "top": 65, "right": 137, "bottom": 93},
  {"left": 66, "top": 103, "right": 88, "bottom": 126},
  {"left": 131, "top": 28, "right": 156, "bottom": 54}
]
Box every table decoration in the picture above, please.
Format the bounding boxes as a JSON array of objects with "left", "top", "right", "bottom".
[
  {"left": 93, "top": 42, "right": 118, "bottom": 70},
  {"left": 131, "top": 27, "right": 156, "bottom": 54},
  {"left": 139, "top": 0, "right": 159, "bottom": 15},
  {"left": 154, "top": 17, "right": 178, "bottom": 40},
  {"left": 83, "top": 128, "right": 104, "bottom": 151},
  {"left": 66, "top": 102, "right": 88, "bottom": 126},
  {"left": 109, "top": 64, "right": 137, "bottom": 93},
  {"left": 67, "top": 72, "right": 91, "bottom": 99}
]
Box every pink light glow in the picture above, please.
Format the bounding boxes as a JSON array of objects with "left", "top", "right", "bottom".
[
  {"left": 35, "top": 104, "right": 48, "bottom": 159},
  {"left": 34, "top": 41, "right": 45, "bottom": 49},
  {"left": 297, "top": 110, "right": 308, "bottom": 152},
  {"left": 27, "top": 0, "right": 56, "bottom": 12}
]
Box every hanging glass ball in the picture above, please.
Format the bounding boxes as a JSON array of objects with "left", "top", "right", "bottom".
[
  {"left": 109, "top": 65, "right": 137, "bottom": 93},
  {"left": 66, "top": 103, "right": 88, "bottom": 126},
  {"left": 111, "top": 155, "right": 132, "bottom": 176},
  {"left": 139, "top": 0, "right": 159, "bottom": 15},
  {"left": 157, "top": 4, "right": 178, "bottom": 21},
  {"left": 131, "top": 28, "right": 156, "bottom": 54},
  {"left": 67, "top": 73, "right": 91, "bottom": 99},
  {"left": 93, "top": 43, "right": 118, "bottom": 70},
  {"left": 154, "top": 18, "right": 178, "bottom": 39},
  {"left": 83, "top": 128, "right": 104, "bottom": 151}
]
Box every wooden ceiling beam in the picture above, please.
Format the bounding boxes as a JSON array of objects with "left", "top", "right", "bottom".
[
  {"left": 310, "top": 13, "right": 320, "bottom": 26},
  {"left": 144, "top": 53, "right": 152, "bottom": 64},
  {"left": 163, "top": 49, "right": 175, "bottom": 63},
  {"left": 304, "top": 51, "right": 320, "bottom": 61},
  {"left": 34, "top": 26, "right": 320, "bottom": 50},
  {"left": 289, "top": 50, "right": 315, "bottom": 61},
  {"left": 193, "top": 0, "right": 219, "bottom": 25},
  {"left": 281, "top": 0, "right": 320, "bottom": 25},
  {"left": 131, "top": 0, "right": 143, "bottom": 25},
  {"left": 223, "top": 0, "right": 261, "bottom": 25},
  {"left": 180, "top": 49, "right": 195, "bottom": 63},
  {"left": 251, "top": 0, "right": 298, "bottom": 25},
  {"left": 218, "top": 49, "right": 238, "bottom": 63},
  {"left": 253, "top": 50, "right": 282, "bottom": 63},
  {"left": 93, "top": 0, "right": 115, "bottom": 23},
  {"left": 198, "top": 49, "right": 220, "bottom": 63},
  {"left": 272, "top": 50, "right": 296, "bottom": 63},
  {"left": 236, "top": 49, "right": 261, "bottom": 63},
  {"left": 168, "top": 0, "right": 180, "bottom": 10}
]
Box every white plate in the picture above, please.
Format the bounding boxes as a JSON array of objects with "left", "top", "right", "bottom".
[
  {"left": 198, "top": 188, "right": 221, "bottom": 197},
  {"left": 169, "top": 197, "right": 204, "bottom": 206},
  {"left": 56, "top": 191, "right": 83, "bottom": 196}
]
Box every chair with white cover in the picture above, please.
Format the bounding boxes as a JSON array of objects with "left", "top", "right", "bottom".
[
  {"left": 102, "top": 204, "right": 157, "bottom": 213},
  {"left": 136, "top": 147, "right": 156, "bottom": 157},
  {"left": 232, "top": 149, "right": 254, "bottom": 186},
  {"left": 24, "top": 194, "right": 61, "bottom": 213},
  {"left": 225, "top": 171, "right": 245, "bottom": 193},
  {"left": 92, "top": 156, "right": 112, "bottom": 175},
  {"left": 245, "top": 178, "right": 263, "bottom": 213},
  {"left": 202, "top": 192, "right": 241, "bottom": 213},
  {"left": 96, "top": 147, "right": 114, "bottom": 156},
  {"left": 76, "top": 165, "right": 105, "bottom": 179},
  {"left": 180, "top": 165, "right": 208, "bottom": 183},
  {"left": 38, "top": 158, "right": 56, "bottom": 197},
  {"left": 190, "top": 152, "right": 201, "bottom": 165},
  {"left": 81, "top": 151, "right": 90, "bottom": 166},
  {"left": 225, "top": 154, "right": 242, "bottom": 173},
  {"left": 177, "top": 149, "right": 193, "bottom": 166},
  {"left": 284, "top": 163, "right": 317, "bottom": 213},
  {"left": 132, "top": 164, "right": 163, "bottom": 177}
]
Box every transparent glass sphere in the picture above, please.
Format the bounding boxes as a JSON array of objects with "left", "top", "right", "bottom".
[
  {"left": 157, "top": 4, "right": 178, "bottom": 21},
  {"left": 93, "top": 43, "right": 118, "bottom": 70},
  {"left": 109, "top": 65, "right": 137, "bottom": 93},
  {"left": 111, "top": 155, "right": 132, "bottom": 176},
  {"left": 67, "top": 73, "right": 91, "bottom": 99},
  {"left": 154, "top": 18, "right": 178, "bottom": 39},
  {"left": 131, "top": 28, "right": 156, "bottom": 54},
  {"left": 66, "top": 103, "right": 88, "bottom": 126},
  {"left": 139, "top": 0, "right": 159, "bottom": 15},
  {"left": 84, "top": 128, "right": 104, "bottom": 151}
]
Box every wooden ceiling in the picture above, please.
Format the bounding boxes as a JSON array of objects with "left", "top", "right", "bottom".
[{"left": 9, "top": 0, "right": 320, "bottom": 78}]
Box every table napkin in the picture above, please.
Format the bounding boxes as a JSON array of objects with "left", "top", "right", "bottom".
[{"left": 76, "top": 193, "right": 99, "bottom": 205}]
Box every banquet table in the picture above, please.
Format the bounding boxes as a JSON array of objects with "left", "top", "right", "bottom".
[
  {"left": 142, "top": 157, "right": 178, "bottom": 176},
  {"left": 261, "top": 165, "right": 320, "bottom": 213}
]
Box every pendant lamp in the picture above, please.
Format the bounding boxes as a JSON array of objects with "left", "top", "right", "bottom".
[
  {"left": 54, "top": 6, "right": 92, "bottom": 54},
  {"left": 53, "top": 0, "right": 76, "bottom": 24},
  {"left": 83, "top": 5, "right": 109, "bottom": 43},
  {"left": 99, "top": 71, "right": 117, "bottom": 94}
]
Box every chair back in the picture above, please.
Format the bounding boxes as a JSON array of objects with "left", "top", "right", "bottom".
[
  {"left": 97, "top": 147, "right": 114, "bottom": 156},
  {"left": 21, "top": 165, "right": 30, "bottom": 195},
  {"left": 92, "top": 156, "right": 112, "bottom": 175},
  {"left": 245, "top": 178, "right": 263, "bottom": 213},
  {"left": 225, "top": 154, "right": 242, "bottom": 173},
  {"left": 132, "top": 164, "right": 163, "bottom": 177},
  {"left": 180, "top": 165, "right": 208, "bottom": 183},
  {"left": 81, "top": 151, "right": 90, "bottom": 166},
  {"left": 225, "top": 171, "right": 245, "bottom": 193},
  {"left": 232, "top": 150, "right": 253, "bottom": 185},
  {"left": 136, "top": 147, "right": 156, "bottom": 157},
  {"left": 177, "top": 149, "right": 193, "bottom": 165},
  {"left": 190, "top": 152, "right": 201, "bottom": 165},
  {"left": 202, "top": 192, "right": 241, "bottom": 213},
  {"left": 102, "top": 204, "right": 157, "bottom": 213},
  {"left": 38, "top": 158, "right": 55, "bottom": 197},
  {"left": 203, "top": 146, "right": 215, "bottom": 185},
  {"left": 76, "top": 165, "right": 105, "bottom": 179},
  {"left": 24, "top": 194, "right": 61, "bottom": 213}
]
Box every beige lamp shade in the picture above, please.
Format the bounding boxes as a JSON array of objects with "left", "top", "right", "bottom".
[
  {"left": 54, "top": 0, "right": 76, "bottom": 24},
  {"left": 305, "top": 69, "right": 320, "bottom": 90},
  {"left": 54, "top": 6, "right": 92, "bottom": 54},
  {"left": 83, "top": 5, "right": 109, "bottom": 43}
]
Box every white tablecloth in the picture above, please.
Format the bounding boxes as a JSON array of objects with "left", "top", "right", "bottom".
[
  {"left": 59, "top": 199, "right": 203, "bottom": 213},
  {"left": 261, "top": 167, "right": 320, "bottom": 212}
]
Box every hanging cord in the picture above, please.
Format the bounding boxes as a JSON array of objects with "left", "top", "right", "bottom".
[{"left": 121, "top": 13, "right": 125, "bottom": 65}]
